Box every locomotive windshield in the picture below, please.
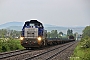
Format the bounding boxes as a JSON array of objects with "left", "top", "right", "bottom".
[
  {"left": 22, "top": 20, "right": 44, "bottom": 29},
  {"left": 30, "top": 24, "right": 34, "bottom": 26},
  {"left": 24, "top": 23, "right": 43, "bottom": 28}
]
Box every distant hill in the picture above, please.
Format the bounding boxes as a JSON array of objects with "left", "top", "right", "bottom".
[
  {"left": 0, "top": 22, "right": 24, "bottom": 29},
  {"left": 0, "top": 22, "right": 85, "bottom": 34},
  {"left": 7, "top": 26, "right": 22, "bottom": 31},
  {"left": 43, "top": 24, "right": 58, "bottom": 27},
  {"left": 0, "top": 22, "right": 58, "bottom": 28}
]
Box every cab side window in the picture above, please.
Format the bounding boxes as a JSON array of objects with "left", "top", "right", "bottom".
[{"left": 40, "top": 24, "right": 43, "bottom": 29}]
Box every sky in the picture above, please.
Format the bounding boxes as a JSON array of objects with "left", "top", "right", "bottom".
[{"left": 0, "top": 0, "right": 90, "bottom": 27}]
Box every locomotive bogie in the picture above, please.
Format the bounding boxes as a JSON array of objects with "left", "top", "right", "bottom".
[{"left": 20, "top": 38, "right": 46, "bottom": 48}]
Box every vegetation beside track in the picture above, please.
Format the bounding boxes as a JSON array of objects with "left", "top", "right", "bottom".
[
  {"left": 0, "top": 38, "right": 24, "bottom": 52},
  {"left": 70, "top": 37, "right": 90, "bottom": 60},
  {"left": 70, "top": 26, "right": 90, "bottom": 60}
]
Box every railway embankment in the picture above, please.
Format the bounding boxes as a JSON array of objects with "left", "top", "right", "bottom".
[{"left": 70, "top": 37, "right": 90, "bottom": 60}]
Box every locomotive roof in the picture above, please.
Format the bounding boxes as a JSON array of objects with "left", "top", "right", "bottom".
[
  {"left": 25, "top": 20, "right": 43, "bottom": 26},
  {"left": 30, "top": 20, "right": 42, "bottom": 24}
]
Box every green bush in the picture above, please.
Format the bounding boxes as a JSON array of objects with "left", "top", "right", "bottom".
[
  {"left": 80, "top": 36, "right": 90, "bottom": 48},
  {"left": 0, "top": 38, "right": 24, "bottom": 52}
]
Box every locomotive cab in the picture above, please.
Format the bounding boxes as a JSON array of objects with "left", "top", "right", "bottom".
[{"left": 20, "top": 20, "right": 47, "bottom": 48}]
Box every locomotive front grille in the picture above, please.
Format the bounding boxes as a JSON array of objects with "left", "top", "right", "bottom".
[{"left": 24, "top": 28, "right": 38, "bottom": 38}]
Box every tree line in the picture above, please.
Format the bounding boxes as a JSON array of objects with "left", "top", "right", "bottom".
[
  {"left": 0, "top": 29, "right": 21, "bottom": 38},
  {"left": 47, "top": 29, "right": 74, "bottom": 38},
  {"left": 0, "top": 29, "right": 74, "bottom": 39}
]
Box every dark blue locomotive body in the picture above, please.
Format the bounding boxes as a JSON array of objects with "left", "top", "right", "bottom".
[{"left": 20, "top": 20, "right": 47, "bottom": 48}]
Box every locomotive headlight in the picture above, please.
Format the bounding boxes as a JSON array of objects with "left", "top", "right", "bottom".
[
  {"left": 37, "top": 37, "right": 42, "bottom": 41},
  {"left": 20, "top": 37, "right": 24, "bottom": 40}
]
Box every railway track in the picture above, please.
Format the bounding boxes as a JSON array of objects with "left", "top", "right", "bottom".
[
  {"left": 0, "top": 41, "right": 77, "bottom": 60},
  {"left": 24, "top": 41, "right": 76, "bottom": 60},
  {"left": 0, "top": 49, "right": 32, "bottom": 59}
]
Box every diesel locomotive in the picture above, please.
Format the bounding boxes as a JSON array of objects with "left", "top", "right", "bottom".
[
  {"left": 20, "top": 19, "right": 75, "bottom": 49},
  {"left": 20, "top": 19, "right": 47, "bottom": 48}
]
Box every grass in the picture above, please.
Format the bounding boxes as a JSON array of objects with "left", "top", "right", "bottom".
[{"left": 70, "top": 41, "right": 90, "bottom": 60}]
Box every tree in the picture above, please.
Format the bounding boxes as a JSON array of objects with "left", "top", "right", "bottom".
[
  {"left": 50, "top": 30, "right": 58, "bottom": 38},
  {"left": 67, "top": 29, "right": 73, "bottom": 36},
  {"left": 0, "top": 29, "right": 7, "bottom": 38},
  {"left": 54, "top": 30, "right": 58, "bottom": 38},
  {"left": 59, "top": 32, "right": 63, "bottom": 36},
  {"left": 82, "top": 26, "right": 90, "bottom": 37},
  {"left": 47, "top": 32, "right": 51, "bottom": 38},
  {"left": 58, "top": 32, "right": 63, "bottom": 38}
]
